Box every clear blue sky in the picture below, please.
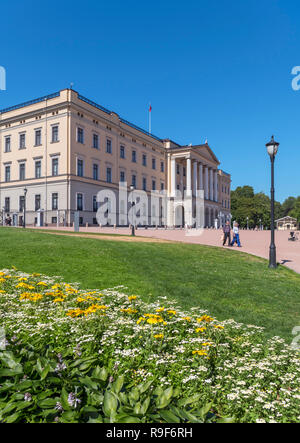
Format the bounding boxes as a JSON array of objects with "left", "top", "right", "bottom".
[{"left": 0, "top": 0, "right": 299, "bottom": 202}]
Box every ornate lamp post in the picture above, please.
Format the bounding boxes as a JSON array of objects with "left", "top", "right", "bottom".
[
  {"left": 23, "top": 188, "right": 28, "bottom": 229},
  {"left": 266, "top": 136, "right": 279, "bottom": 269},
  {"left": 130, "top": 185, "right": 135, "bottom": 237},
  {"left": 246, "top": 216, "right": 249, "bottom": 230}
]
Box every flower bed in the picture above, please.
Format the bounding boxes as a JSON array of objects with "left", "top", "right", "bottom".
[{"left": 0, "top": 269, "right": 299, "bottom": 423}]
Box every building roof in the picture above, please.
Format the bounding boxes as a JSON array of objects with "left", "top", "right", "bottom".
[
  {"left": 0, "top": 89, "right": 163, "bottom": 143},
  {"left": 275, "top": 216, "right": 297, "bottom": 223}
]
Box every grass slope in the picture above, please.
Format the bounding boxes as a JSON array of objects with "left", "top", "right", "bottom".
[{"left": 0, "top": 227, "right": 299, "bottom": 341}]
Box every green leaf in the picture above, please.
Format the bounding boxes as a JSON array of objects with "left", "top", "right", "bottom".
[
  {"left": 60, "top": 388, "right": 71, "bottom": 411},
  {"left": 88, "top": 416, "right": 103, "bottom": 423},
  {"left": 0, "top": 367, "right": 23, "bottom": 377},
  {"left": 196, "top": 402, "right": 212, "bottom": 420},
  {"left": 37, "top": 398, "right": 58, "bottom": 409},
  {"left": 217, "top": 417, "right": 235, "bottom": 423},
  {"left": 116, "top": 415, "right": 141, "bottom": 423},
  {"left": 112, "top": 375, "right": 124, "bottom": 394},
  {"left": 98, "top": 367, "right": 108, "bottom": 382},
  {"left": 4, "top": 412, "right": 21, "bottom": 423},
  {"left": 103, "top": 391, "right": 118, "bottom": 417},
  {"left": 137, "top": 380, "right": 153, "bottom": 394},
  {"left": 40, "top": 365, "right": 51, "bottom": 381},
  {"left": 159, "top": 409, "right": 181, "bottom": 423},
  {"left": 140, "top": 397, "right": 151, "bottom": 415},
  {"left": 79, "top": 377, "right": 99, "bottom": 391},
  {"left": 178, "top": 393, "right": 201, "bottom": 407}
]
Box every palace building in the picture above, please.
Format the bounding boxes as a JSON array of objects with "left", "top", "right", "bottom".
[{"left": 0, "top": 89, "right": 231, "bottom": 227}]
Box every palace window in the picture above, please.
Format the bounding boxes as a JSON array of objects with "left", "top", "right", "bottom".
[
  {"left": 93, "top": 134, "right": 99, "bottom": 149},
  {"left": 77, "top": 159, "right": 84, "bottom": 177},
  {"left": 35, "top": 160, "right": 42, "bottom": 178},
  {"left": 19, "top": 196, "right": 25, "bottom": 212},
  {"left": 143, "top": 177, "right": 147, "bottom": 191},
  {"left": 35, "top": 195, "right": 41, "bottom": 211},
  {"left": 142, "top": 154, "right": 147, "bottom": 166},
  {"left": 52, "top": 158, "right": 59, "bottom": 176},
  {"left": 77, "top": 193, "right": 83, "bottom": 211},
  {"left": 120, "top": 145, "right": 125, "bottom": 159},
  {"left": 5, "top": 166, "right": 11, "bottom": 182},
  {"left": 4, "top": 197, "right": 10, "bottom": 213},
  {"left": 19, "top": 163, "right": 26, "bottom": 181},
  {"left": 120, "top": 171, "right": 125, "bottom": 182},
  {"left": 77, "top": 127, "right": 84, "bottom": 144},
  {"left": 5, "top": 137, "right": 11, "bottom": 152},
  {"left": 106, "top": 139, "right": 112, "bottom": 154},
  {"left": 52, "top": 193, "right": 58, "bottom": 210},
  {"left": 52, "top": 126, "right": 59, "bottom": 143},
  {"left": 19, "top": 133, "right": 26, "bottom": 149},
  {"left": 93, "top": 163, "right": 99, "bottom": 180},
  {"left": 35, "top": 129, "right": 42, "bottom": 146},
  {"left": 132, "top": 150, "right": 137, "bottom": 163},
  {"left": 106, "top": 167, "right": 112, "bottom": 183}
]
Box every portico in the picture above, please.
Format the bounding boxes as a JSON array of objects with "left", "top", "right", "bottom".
[{"left": 166, "top": 142, "right": 224, "bottom": 228}]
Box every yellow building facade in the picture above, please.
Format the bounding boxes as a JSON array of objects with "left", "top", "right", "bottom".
[{"left": 0, "top": 89, "right": 231, "bottom": 227}]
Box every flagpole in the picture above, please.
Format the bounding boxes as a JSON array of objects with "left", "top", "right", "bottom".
[{"left": 149, "top": 102, "right": 152, "bottom": 134}]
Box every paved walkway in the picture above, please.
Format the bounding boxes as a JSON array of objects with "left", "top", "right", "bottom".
[{"left": 31, "top": 226, "right": 300, "bottom": 274}]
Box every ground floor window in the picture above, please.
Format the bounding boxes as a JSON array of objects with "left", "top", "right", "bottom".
[
  {"left": 52, "top": 193, "right": 58, "bottom": 210},
  {"left": 77, "top": 193, "right": 83, "bottom": 211}
]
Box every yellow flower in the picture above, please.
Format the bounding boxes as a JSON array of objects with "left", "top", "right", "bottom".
[
  {"left": 66, "top": 309, "right": 85, "bottom": 318},
  {"left": 167, "top": 310, "right": 176, "bottom": 316},
  {"left": 121, "top": 308, "right": 138, "bottom": 314},
  {"left": 0, "top": 290, "right": 5, "bottom": 294},
  {"left": 53, "top": 298, "right": 64, "bottom": 303},
  {"left": 18, "top": 277, "right": 28, "bottom": 282},
  {"left": 192, "top": 350, "right": 208, "bottom": 356},
  {"left": 128, "top": 295, "right": 137, "bottom": 302},
  {"left": 37, "top": 282, "right": 48, "bottom": 287},
  {"left": 156, "top": 307, "right": 165, "bottom": 313},
  {"left": 154, "top": 334, "right": 164, "bottom": 339},
  {"left": 137, "top": 317, "right": 146, "bottom": 324},
  {"left": 0, "top": 278, "right": 6, "bottom": 283},
  {"left": 182, "top": 317, "right": 191, "bottom": 322},
  {"left": 214, "top": 325, "right": 224, "bottom": 330},
  {"left": 197, "top": 315, "right": 214, "bottom": 323},
  {"left": 196, "top": 327, "right": 207, "bottom": 333}
]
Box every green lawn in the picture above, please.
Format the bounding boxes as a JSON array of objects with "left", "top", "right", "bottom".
[{"left": 0, "top": 227, "right": 299, "bottom": 341}]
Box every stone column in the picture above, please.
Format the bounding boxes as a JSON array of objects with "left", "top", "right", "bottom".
[
  {"left": 210, "top": 168, "right": 214, "bottom": 201},
  {"left": 193, "top": 161, "right": 198, "bottom": 196},
  {"left": 204, "top": 166, "right": 209, "bottom": 200},
  {"left": 171, "top": 157, "right": 176, "bottom": 197},
  {"left": 186, "top": 157, "right": 192, "bottom": 196},
  {"left": 199, "top": 163, "right": 204, "bottom": 190},
  {"left": 214, "top": 170, "right": 218, "bottom": 202}
]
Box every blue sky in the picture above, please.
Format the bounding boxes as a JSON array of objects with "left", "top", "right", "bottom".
[{"left": 0, "top": 0, "right": 299, "bottom": 202}]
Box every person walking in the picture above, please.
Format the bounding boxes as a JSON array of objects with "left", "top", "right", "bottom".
[
  {"left": 223, "top": 221, "right": 231, "bottom": 246},
  {"left": 231, "top": 223, "right": 242, "bottom": 247}
]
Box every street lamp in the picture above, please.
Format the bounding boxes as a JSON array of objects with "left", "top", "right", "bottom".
[
  {"left": 23, "top": 188, "right": 28, "bottom": 229},
  {"left": 246, "top": 216, "right": 249, "bottom": 230},
  {"left": 130, "top": 185, "right": 135, "bottom": 236},
  {"left": 266, "top": 135, "right": 279, "bottom": 269}
]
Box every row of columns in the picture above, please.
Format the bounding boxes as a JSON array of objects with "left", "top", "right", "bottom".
[{"left": 170, "top": 156, "right": 218, "bottom": 202}]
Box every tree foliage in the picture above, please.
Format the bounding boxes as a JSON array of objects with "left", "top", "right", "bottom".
[{"left": 231, "top": 186, "right": 284, "bottom": 229}]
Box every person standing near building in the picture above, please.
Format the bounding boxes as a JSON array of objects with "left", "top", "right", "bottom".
[
  {"left": 223, "top": 221, "right": 231, "bottom": 246},
  {"left": 231, "top": 223, "right": 241, "bottom": 247}
]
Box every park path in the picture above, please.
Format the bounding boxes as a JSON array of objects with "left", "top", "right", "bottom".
[{"left": 30, "top": 226, "right": 300, "bottom": 274}]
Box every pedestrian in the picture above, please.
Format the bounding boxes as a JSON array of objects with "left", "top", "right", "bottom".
[
  {"left": 223, "top": 221, "right": 231, "bottom": 246},
  {"left": 231, "top": 223, "right": 242, "bottom": 247}
]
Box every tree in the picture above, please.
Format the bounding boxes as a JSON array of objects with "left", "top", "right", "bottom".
[
  {"left": 230, "top": 186, "right": 282, "bottom": 229},
  {"left": 281, "top": 197, "right": 296, "bottom": 217}
]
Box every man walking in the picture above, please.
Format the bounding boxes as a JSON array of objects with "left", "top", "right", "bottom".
[
  {"left": 223, "top": 221, "right": 231, "bottom": 246},
  {"left": 231, "top": 222, "right": 242, "bottom": 247}
]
